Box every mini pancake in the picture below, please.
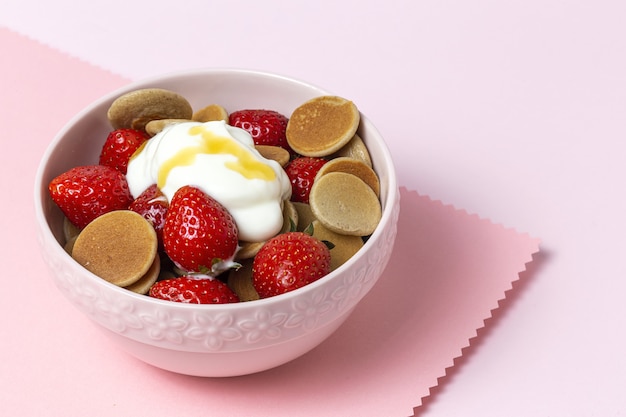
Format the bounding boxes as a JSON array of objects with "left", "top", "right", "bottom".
[
  {"left": 281, "top": 200, "right": 299, "bottom": 233},
  {"left": 309, "top": 172, "right": 381, "bottom": 236},
  {"left": 286, "top": 96, "right": 360, "bottom": 157},
  {"left": 315, "top": 156, "right": 380, "bottom": 197},
  {"left": 236, "top": 241, "right": 265, "bottom": 260},
  {"left": 310, "top": 220, "right": 364, "bottom": 271},
  {"left": 107, "top": 88, "right": 193, "bottom": 131},
  {"left": 124, "top": 255, "right": 161, "bottom": 294},
  {"left": 255, "top": 145, "right": 291, "bottom": 167},
  {"left": 192, "top": 104, "right": 229, "bottom": 123},
  {"left": 145, "top": 118, "right": 192, "bottom": 136},
  {"left": 71, "top": 210, "right": 158, "bottom": 287},
  {"left": 63, "top": 216, "right": 80, "bottom": 242},
  {"left": 331, "top": 133, "right": 372, "bottom": 167},
  {"left": 64, "top": 235, "right": 78, "bottom": 255},
  {"left": 292, "top": 202, "right": 317, "bottom": 232},
  {"left": 227, "top": 259, "right": 260, "bottom": 302}
]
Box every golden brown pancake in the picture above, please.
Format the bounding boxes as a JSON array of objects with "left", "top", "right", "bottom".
[
  {"left": 227, "top": 259, "right": 260, "bottom": 302},
  {"left": 192, "top": 104, "right": 229, "bottom": 123},
  {"left": 331, "top": 133, "right": 372, "bottom": 167},
  {"left": 310, "top": 220, "right": 364, "bottom": 271},
  {"left": 286, "top": 96, "right": 360, "bottom": 157},
  {"left": 71, "top": 210, "right": 158, "bottom": 287},
  {"left": 315, "top": 156, "right": 380, "bottom": 197},
  {"left": 255, "top": 145, "right": 291, "bottom": 167},
  {"left": 292, "top": 202, "right": 317, "bottom": 232},
  {"left": 144, "top": 118, "right": 192, "bottom": 136},
  {"left": 309, "top": 172, "right": 381, "bottom": 236},
  {"left": 124, "top": 255, "right": 161, "bottom": 294},
  {"left": 107, "top": 88, "right": 193, "bottom": 131}
]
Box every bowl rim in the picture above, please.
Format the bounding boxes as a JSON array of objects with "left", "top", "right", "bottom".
[{"left": 34, "top": 67, "right": 398, "bottom": 311}]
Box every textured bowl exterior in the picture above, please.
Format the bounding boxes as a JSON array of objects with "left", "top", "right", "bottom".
[{"left": 34, "top": 69, "right": 399, "bottom": 376}]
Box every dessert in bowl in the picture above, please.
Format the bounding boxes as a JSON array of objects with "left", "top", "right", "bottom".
[{"left": 34, "top": 69, "right": 399, "bottom": 377}]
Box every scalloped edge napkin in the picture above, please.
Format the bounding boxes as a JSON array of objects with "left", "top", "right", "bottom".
[{"left": 1, "top": 26, "right": 540, "bottom": 417}]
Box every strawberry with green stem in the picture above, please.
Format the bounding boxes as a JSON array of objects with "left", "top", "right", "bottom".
[{"left": 162, "top": 185, "right": 239, "bottom": 276}]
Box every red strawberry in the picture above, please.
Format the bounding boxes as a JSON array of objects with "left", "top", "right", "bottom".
[
  {"left": 48, "top": 164, "right": 133, "bottom": 229},
  {"left": 228, "top": 109, "right": 292, "bottom": 152},
  {"left": 149, "top": 277, "right": 239, "bottom": 304},
  {"left": 284, "top": 156, "right": 327, "bottom": 203},
  {"left": 163, "top": 185, "right": 239, "bottom": 274},
  {"left": 99, "top": 128, "right": 149, "bottom": 174},
  {"left": 252, "top": 231, "right": 331, "bottom": 298},
  {"left": 129, "top": 184, "right": 169, "bottom": 249}
]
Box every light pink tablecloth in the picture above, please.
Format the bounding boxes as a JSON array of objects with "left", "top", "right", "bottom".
[{"left": 1, "top": 28, "right": 539, "bottom": 416}]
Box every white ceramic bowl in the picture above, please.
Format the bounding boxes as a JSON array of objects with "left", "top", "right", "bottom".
[{"left": 34, "top": 69, "right": 399, "bottom": 377}]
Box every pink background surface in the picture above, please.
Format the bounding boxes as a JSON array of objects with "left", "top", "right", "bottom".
[{"left": 1, "top": 0, "right": 625, "bottom": 415}]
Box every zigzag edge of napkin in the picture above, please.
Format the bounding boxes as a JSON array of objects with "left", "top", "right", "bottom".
[{"left": 406, "top": 190, "right": 543, "bottom": 415}]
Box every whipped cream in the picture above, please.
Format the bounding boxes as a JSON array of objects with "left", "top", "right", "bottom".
[{"left": 126, "top": 120, "right": 291, "bottom": 242}]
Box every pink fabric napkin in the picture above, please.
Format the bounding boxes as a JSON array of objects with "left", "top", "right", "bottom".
[{"left": 1, "top": 27, "right": 540, "bottom": 416}]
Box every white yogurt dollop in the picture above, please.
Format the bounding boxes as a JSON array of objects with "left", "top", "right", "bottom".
[{"left": 126, "top": 120, "right": 292, "bottom": 242}]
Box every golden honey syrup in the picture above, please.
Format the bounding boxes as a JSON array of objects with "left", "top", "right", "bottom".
[{"left": 157, "top": 124, "right": 276, "bottom": 189}]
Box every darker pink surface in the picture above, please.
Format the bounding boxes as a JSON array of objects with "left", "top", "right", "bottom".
[{"left": 0, "top": 27, "right": 540, "bottom": 417}]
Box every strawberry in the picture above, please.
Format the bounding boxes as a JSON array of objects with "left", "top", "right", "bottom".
[
  {"left": 99, "top": 128, "right": 149, "bottom": 174},
  {"left": 163, "top": 185, "right": 239, "bottom": 274},
  {"left": 129, "top": 184, "right": 169, "bottom": 249},
  {"left": 284, "top": 156, "right": 327, "bottom": 203},
  {"left": 252, "top": 231, "right": 331, "bottom": 298},
  {"left": 48, "top": 164, "right": 133, "bottom": 229},
  {"left": 149, "top": 277, "right": 239, "bottom": 304},
  {"left": 228, "top": 109, "right": 292, "bottom": 152}
]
